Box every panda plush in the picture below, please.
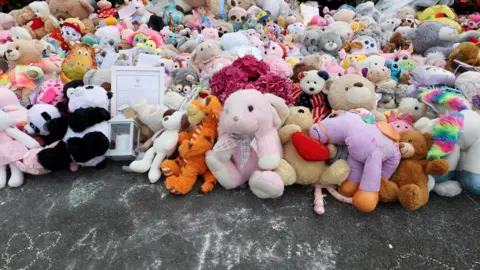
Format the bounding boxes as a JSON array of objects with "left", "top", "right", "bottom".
[
  {"left": 25, "top": 104, "right": 68, "bottom": 146},
  {"left": 38, "top": 84, "right": 113, "bottom": 170},
  {"left": 56, "top": 80, "right": 85, "bottom": 114}
]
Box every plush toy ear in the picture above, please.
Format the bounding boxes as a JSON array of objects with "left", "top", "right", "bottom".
[
  {"left": 361, "top": 68, "right": 369, "bottom": 78},
  {"left": 323, "top": 79, "right": 334, "bottom": 95},
  {"left": 101, "top": 82, "right": 111, "bottom": 91},
  {"left": 107, "top": 92, "right": 113, "bottom": 100},
  {"left": 79, "top": 0, "right": 95, "bottom": 13},
  {"left": 423, "top": 132, "right": 433, "bottom": 148},
  {"left": 163, "top": 109, "right": 175, "bottom": 117},
  {"left": 298, "top": 71, "right": 305, "bottom": 80},
  {"left": 180, "top": 114, "right": 190, "bottom": 130},
  {"left": 317, "top": 71, "right": 329, "bottom": 81},
  {"left": 26, "top": 104, "right": 33, "bottom": 109}
]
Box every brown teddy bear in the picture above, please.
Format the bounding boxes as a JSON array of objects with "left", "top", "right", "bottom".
[
  {"left": 274, "top": 106, "right": 350, "bottom": 186},
  {"left": 384, "top": 32, "right": 410, "bottom": 53},
  {"left": 48, "top": 0, "right": 96, "bottom": 31},
  {"left": 11, "top": 2, "right": 58, "bottom": 39},
  {"left": 380, "top": 131, "right": 449, "bottom": 211},
  {"left": 445, "top": 42, "right": 480, "bottom": 71},
  {"left": 4, "top": 40, "right": 61, "bottom": 104}
]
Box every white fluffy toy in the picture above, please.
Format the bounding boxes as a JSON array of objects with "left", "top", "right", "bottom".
[
  {"left": 128, "top": 110, "right": 190, "bottom": 183},
  {"left": 0, "top": 109, "right": 41, "bottom": 188}
]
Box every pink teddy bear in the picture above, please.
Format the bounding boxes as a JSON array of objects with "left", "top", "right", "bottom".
[
  {"left": 261, "top": 41, "right": 292, "bottom": 78},
  {"left": 206, "top": 89, "right": 285, "bottom": 199}
]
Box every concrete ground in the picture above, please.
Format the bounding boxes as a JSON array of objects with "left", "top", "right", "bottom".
[{"left": 0, "top": 162, "right": 479, "bottom": 270}]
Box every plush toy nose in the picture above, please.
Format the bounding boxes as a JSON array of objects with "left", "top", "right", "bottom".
[
  {"left": 309, "top": 87, "right": 315, "bottom": 92},
  {"left": 399, "top": 142, "right": 405, "bottom": 149},
  {"left": 233, "top": 116, "right": 239, "bottom": 122}
]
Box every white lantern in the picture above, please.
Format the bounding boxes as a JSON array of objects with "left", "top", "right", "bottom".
[{"left": 105, "top": 114, "right": 140, "bottom": 161}]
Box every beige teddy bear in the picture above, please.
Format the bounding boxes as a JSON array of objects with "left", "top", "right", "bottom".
[
  {"left": 364, "top": 65, "right": 397, "bottom": 89},
  {"left": 274, "top": 107, "right": 352, "bottom": 214},
  {"left": 275, "top": 106, "right": 350, "bottom": 185}
]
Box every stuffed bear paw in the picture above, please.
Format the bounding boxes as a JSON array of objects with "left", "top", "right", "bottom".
[
  {"left": 249, "top": 171, "right": 284, "bottom": 199},
  {"left": 258, "top": 154, "right": 281, "bottom": 170},
  {"left": 274, "top": 159, "right": 296, "bottom": 185}
]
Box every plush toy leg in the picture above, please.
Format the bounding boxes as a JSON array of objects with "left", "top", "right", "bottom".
[
  {"left": 7, "top": 163, "right": 24, "bottom": 188},
  {"left": 160, "top": 159, "right": 181, "bottom": 177},
  {"left": 379, "top": 176, "right": 399, "bottom": 202},
  {"left": 67, "top": 132, "right": 110, "bottom": 163},
  {"left": 339, "top": 157, "right": 363, "bottom": 197},
  {"left": 457, "top": 141, "right": 480, "bottom": 195},
  {"left": 206, "top": 151, "right": 244, "bottom": 189},
  {"left": 397, "top": 183, "right": 429, "bottom": 211},
  {"left": 0, "top": 165, "right": 6, "bottom": 189},
  {"left": 129, "top": 148, "right": 155, "bottom": 173},
  {"left": 199, "top": 170, "right": 217, "bottom": 194},
  {"left": 38, "top": 141, "right": 72, "bottom": 170},
  {"left": 313, "top": 184, "right": 325, "bottom": 215},
  {"left": 354, "top": 153, "right": 382, "bottom": 212},
  {"left": 148, "top": 152, "right": 166, "bottom": 183},
  {"left": 249, "top": 170, "right": 284, "bottom": 199},
  {"left": 164, "top": 164, "right": 199, "bottom": 195}
]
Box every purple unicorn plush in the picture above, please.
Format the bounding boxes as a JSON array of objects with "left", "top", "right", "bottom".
[{"left": 309, "top": 110, "right": 401, "bottom": 212}]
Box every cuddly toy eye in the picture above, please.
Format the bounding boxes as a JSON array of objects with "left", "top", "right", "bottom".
[
  {"left": 77, "top": 49, "right": 83, "bottom": 55},
  {"left": 414, "top": 106, "right": 419, "bottom": 110},
  {"left": 15, "top": 46, "right": 19, "bottom": 50},
  {"left": 408, "top": 139, "right": 413, "bottom": 143},
  {"left": 231, "top": 15, "right": 236, "bottom": 20},
  {"left": 84, "top": 52, "right": 89, "bottom": 56},
  {"left": 314, "top": 81, "right": 317, "bottom": 84},
  {"left": 248, "top": 105, "right": 254, "bottom": 112},
  {"left": 345, "top": 87, "right": 349, "bottom": 91},
  {"left": 394, "top": 57, "right": 399, "bottom": 61}
]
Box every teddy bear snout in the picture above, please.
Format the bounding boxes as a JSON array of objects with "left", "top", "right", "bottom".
[{"left": 309, "top": 87, "right": 315, "bottom": 92}]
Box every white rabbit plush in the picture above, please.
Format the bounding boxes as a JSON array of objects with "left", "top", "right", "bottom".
[
  {"left": 128, "top": 110, "right": 190, "bottom": 183},
  {"left": 0, "top": 109, "right": 41, "bottom": 188}
]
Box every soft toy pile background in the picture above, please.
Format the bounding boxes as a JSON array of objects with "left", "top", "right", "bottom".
[{"left": 0, "top": 0, "right": 480, "bottom": 214}]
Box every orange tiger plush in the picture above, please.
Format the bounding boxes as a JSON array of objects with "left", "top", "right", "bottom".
[{"left": 161, "top": 95, "right": 222, "bottom": 194}]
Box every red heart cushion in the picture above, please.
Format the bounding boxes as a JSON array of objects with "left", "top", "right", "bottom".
[{"left": 291, "top": 132, "right": 330, "bottom": 161}]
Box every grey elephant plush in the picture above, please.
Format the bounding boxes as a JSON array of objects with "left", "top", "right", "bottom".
[{"left": 404, "top": 21, "right": 457, "bottom": 57}]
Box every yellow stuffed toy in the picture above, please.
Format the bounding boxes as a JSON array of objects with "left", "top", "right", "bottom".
[{"left": 417, "top": 5, "right": 462, "bottom": 33}]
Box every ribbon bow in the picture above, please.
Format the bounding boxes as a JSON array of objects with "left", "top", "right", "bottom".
[{"left": 213, "top": 134, "right": 257, "bottom": 169}]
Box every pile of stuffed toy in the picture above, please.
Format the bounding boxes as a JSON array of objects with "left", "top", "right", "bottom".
[{"left": 0, "top": 0, "right": 480, "bottom": 214}]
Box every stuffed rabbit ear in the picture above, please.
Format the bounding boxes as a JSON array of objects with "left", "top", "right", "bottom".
[{"left": 264, "top": 93, "right": 288, "bottom": 128}]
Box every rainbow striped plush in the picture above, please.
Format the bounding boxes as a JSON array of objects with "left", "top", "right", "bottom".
[
  {"left": 427, "top": 112, "right": 464, "bottom": 160},
  {"left": 420, "top": 88, "right": 470, "bottom": 113}
]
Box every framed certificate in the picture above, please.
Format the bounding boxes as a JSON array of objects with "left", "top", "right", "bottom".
[{"left": 111, "top": 66, "right": 165, "bottom": 117}]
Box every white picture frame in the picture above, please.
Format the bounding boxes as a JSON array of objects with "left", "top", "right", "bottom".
[{"left": 111, "top": 66, "right": 165, "bottom": 117}]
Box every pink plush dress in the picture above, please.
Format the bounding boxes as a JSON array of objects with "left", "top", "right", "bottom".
[{"left": 0, "top": 131, "right": 28, "bottom": 167}]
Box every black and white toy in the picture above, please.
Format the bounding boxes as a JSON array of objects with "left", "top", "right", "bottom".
[
  {"left": 25, "top": 104, "right": 68, "bottom": 146},
  {"left": 38, "top": 84, "right": 113, "bottom": 170}
]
